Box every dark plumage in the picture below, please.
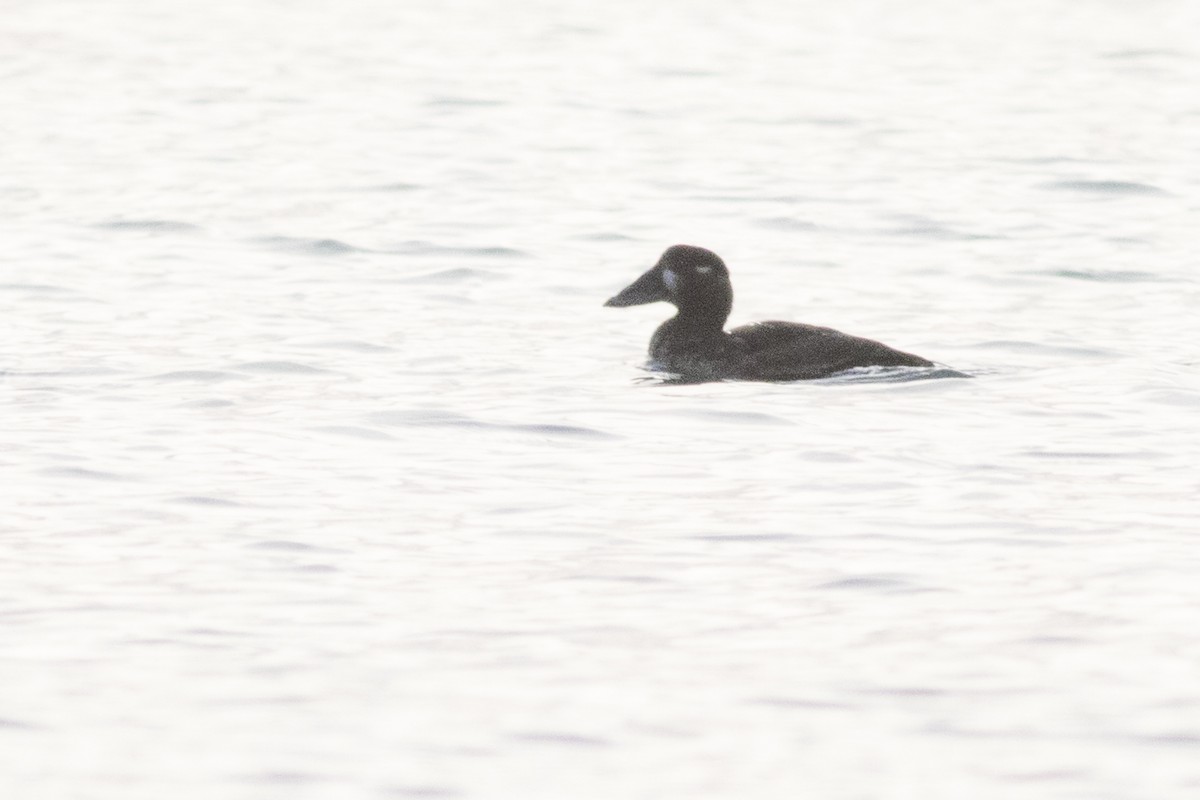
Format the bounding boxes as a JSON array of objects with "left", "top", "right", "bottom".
[{"left": 604, "top": 245, "right": 934, "bottom": 382}]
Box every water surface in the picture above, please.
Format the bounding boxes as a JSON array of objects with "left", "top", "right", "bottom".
[{"left": 3, "top": 1, "right": 1200, "bottom": 798}]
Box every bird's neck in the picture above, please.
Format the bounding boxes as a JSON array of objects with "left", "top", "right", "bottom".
[{"left": 670, "top": 294, "right": 731, "bottom": 337}]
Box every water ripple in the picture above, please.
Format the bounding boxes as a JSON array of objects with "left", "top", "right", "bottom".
[
  {"left": 817, "top": 575, "right": 912, "bottom": 591},
  {"left": 749, "top": 697, "right": 854, "bottom": 710},
  {"left": 0, "top": 717, "right": 40, "bottom": 730},
  {"left": 1042, "top": 180, "right": 1167, "bottom": 195},
  {"left": 384, "top": 786, "right": 462, "bottom": 799},
  {"left": 171, "top": 496, "right": 243, "bottom": 507},
  {"left": 39, "top": 466, "right": 132, "bottom": 481},
  {"left": 358, "top": 182, "right": 423, "bottom": 192},
  {"left": 425, "top": 96, "right": 505, "bottom": 108},
  {"left": 691, "top": 533, "right": 801, "bottom": 543},
  {"left": 232, "top": 361, "right": 331, "bottom": 374},
  {"left": 383, "top": 241, "right": 528, "bottom": 259},
  {"left": 1044, "top": 268, "right": 1169, "bottom": 283},
  {"left": 972, "top": 341, "right": 1115, "bottom": 359},
  {"left": 245, "top": 540, "right": 329, "bottom": 552},
  {"left": 365, "top": 410, "right": 618, "bottom": 440},
  {"left": 756, "top": 217, "right": 818, "bottom": 232},
  {"left": 507, "top": 731, "right": 613, "bottom": 747},
  {"left": 676, "top": 409, "right": 792, "bottom": 425},
  {"left": 310, "top": 425, "right": 393, "bottom": 440},
  {"left": 1102, "top": 49, "right": 1184, "bottom": 60},
  {"left": 149, "top": 370, "right": 247, "bottom": 382},
  {"left": 820, "top": 366, "right": 972, "bottom": 383},
  {"left": 304, "top": 340, "right": 396, "bottom": 353},
  {"left": 97, "top": 219, "right": 201, "bottom": 233},
  {"left": 395, "top": 267, "right": 503, "bottom": 284},
  {"left": 0, "top": 283, "right": 80, "bottom": 294},
  {"left": 256, "top": 236, "right": 366, "bottom": 255}
]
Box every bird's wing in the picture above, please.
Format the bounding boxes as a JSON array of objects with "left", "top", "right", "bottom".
[{"left": 728, "top": 321, "right": 929, "bottom": 380}]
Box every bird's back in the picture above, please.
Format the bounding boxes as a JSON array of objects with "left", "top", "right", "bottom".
[{"left": 727, "top": 321, "right": 932, "bottom": 381}]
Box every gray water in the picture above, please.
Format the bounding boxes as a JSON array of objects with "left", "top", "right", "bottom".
[{"left": 4, "top": 1, "right": 1200, "bottom": 798}]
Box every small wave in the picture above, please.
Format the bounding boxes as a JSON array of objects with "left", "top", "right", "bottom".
[
  {"left": 884, "top": 226, "right": 1001, "bottom": 241},
  {"left": 1130, "top": 732, "right": 1200, "bottom": 746},
  {"left": 877, "top": 216, "right": 1001, "bottom": 240},
  {"left": 384, "top": 240, "right": 528, "bottom": 259},
  {"left": 563, "top": 574, "right": 666, "bottom": 584},
  {"left": 1044, "top": 268, "right": 1168, "bottom": 283},
  {"left": 233, "top": 361, "right": 330, "bottom": 374},
  {"left": 177, "top": 399, "right": 235, "bottom": 409},
  {"left": 1020, "top": 449, "right": 1158, "bottom": 461},
  {"left": 862, "top": 686, "right": 947, "bottom": 698},
  {"left": 678, "top": 409, "right": 792, "bottom": 426},
  {"left": 385, "top": 785, "right": 462, "bottom": 798},
  {"left": 366, "top": 410, "right": 617, "bottom": 439},
  {"left": 505, "top": 423, "right": 617, "bottom": 439},
  {"left": 0, "top": 283, "right": 79, "bottom": 294},
  {"left": 310, "top": 425, "right": 393, "bottom": 440},
  {"left": 245, "top": 540, "right": 325, "bottom": 551},
  {"left": 149, "top": 370, "right": 246, "bottom": 382},
  {"left": 689, "top": 193, "right": 815, "bottom": 204},
  {"left": 817, "top": 575, "right": 911, "bottom": 591},
  {"left": 256, "top": 236, "right": 366, "bottom": 255},
  {"left": 691, "top": 533, "right": 800, "bottom": 543},
  {"left": 508, "top": 731, "right": 612, "bottom": 747},
  {"left": 999, "top": 769, "right": 1089, "bottom": 785},
  {"left": 0, "top": 717, "right": 40, "bottom": 730},
  {"left": 358, "top": 182, "right": 422, "bottom": 192},
  {"left": 1102, "top": 49, "right": 1182, "bottom": 60},
  {"left": 242, "top": 771, "right": 334, "bottom": 785},
  {"left": 636, "top": 365, "right": 966, "bottom": 386},
  {"left": 820, "top": 365, "right": 972, "bottom": 383},
  {"left": 749, "top": 697, "right": 853, "bottom": 710},
  {"left": 395, "top": 267, "right": 503, "bottom": 285},
  {"left": 797, "top": 115, "right": 859, "bottom": 126},
  {"left": 1022, "top": 635, "right": 1087, "bottom": 646},
  {"left": 1042, "top": 180, "right": 1167, "bottom": 195},
  {"left": 1, "top": 366, "right": 123, "bottom": 380},
  {"left": 40, "top": 466, "right": 131, "bottom": 481},
  {"left": 98, "top": 219, "right": 200, "bottom": 233},
  {"left": 972, "top": 340, "right": 1114, "bottom": 359},
  {"left": 1136, "top": 389, "right": 1200, "bottom": 408},
  {"left": 304, "top": 339, "right": 396, "bottom": 353},
  {"left": 425, "top": 96, "right": 504, "bottom": 107},
  {"left": 757, "top": 217, "right": 818, "bottom": 232},
  {"left": 798, "top": 450, "right": 858, "bottom": 463},
  {"left": 645, "top": 67, "right": 719, "bottom": 78},
  {"left": 572, "top": 232, "right": 639, "bottom": 242},
  {"left": 998, "top": 155, "right": 1095, "bottom": 165},
  {"left": 171, "top": 495, "right": 243, "bottom": 507},
  {"left": 368, "top": 409, "right": 489, "bottom": 428},
  {"left": 744, "top": 115, "right": 860, "bottom": 127}
]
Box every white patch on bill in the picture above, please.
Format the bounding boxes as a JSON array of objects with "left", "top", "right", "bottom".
[{"left": 663, "top": 269, "right": 680, "bottom": 293}]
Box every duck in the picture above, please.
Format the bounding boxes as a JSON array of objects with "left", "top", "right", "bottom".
[{"left": 604, "top": 244, "right": 934, "bottom": 382}]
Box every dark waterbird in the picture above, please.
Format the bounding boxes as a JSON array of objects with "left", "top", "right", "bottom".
[{"left": 605, "top": 245, "right": 935, "bottom": 382}]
